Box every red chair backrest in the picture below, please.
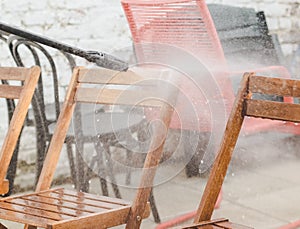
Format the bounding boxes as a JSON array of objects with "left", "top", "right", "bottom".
[
  {"left": 122, "top": 0, "right": 233, "bottom": 132},
  {"left": 121, "top": 0, "right": 227, "bottom": 71}
]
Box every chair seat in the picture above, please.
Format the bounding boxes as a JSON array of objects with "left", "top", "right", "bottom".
[
  {"left": 182, "top": 218, "right": 253, "bottom": 229},
  {"left": 0, "top": 188, "right": 150, "bottom": 229}
]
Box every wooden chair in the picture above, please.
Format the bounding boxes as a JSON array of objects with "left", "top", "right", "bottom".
[
  {"left": 0, "top": 66, "right": 40, "bottom": 195},
  {"left": 0, "top": 66, "right": 178, "bottom": 229},
  {"left": 185, "top": 72, "right": 300, "bottom": 228},
  {"left": 4, "top": 33, "right": 136, "bottom": 198}
]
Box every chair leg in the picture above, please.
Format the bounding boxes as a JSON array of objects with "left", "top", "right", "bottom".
[
  {"left": 125, "top": 149, "right": 132, "bottom": 185},
  {"left": 149, "top": 188, "right": 161, "bottom": 223},
  {"left": 66, "top": 140, "right": 77, "bottom": 189},
  {"left": 5, "top": 138, "right": 20, "bottom": 196},
  {"left": 93, "top": 142, "right": 109, "bottom": 197},
  {"left": 4, "top": 98, "right": 17, "bottom": 196},
  {"left": 0, "top": 223, "right": 7, "bottom": 229},
  {"left": 184, "top": 131, "right": 209, "bottom": 178},
  {"left": 75, "top": 139, "right": 86, "bottom": 192},
  {"left": 30, "top": 92, "right": 48, "bottom": 186},
  {"left": 102, "top": 142, "right": 122, "bottom": 199},
  {"left": 97, "top": 153, "right": 109, "bottom": 196}
]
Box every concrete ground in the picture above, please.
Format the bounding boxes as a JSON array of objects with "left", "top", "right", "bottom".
[{"left": 1, "top": 131, "right": 300, "bottom": 228}]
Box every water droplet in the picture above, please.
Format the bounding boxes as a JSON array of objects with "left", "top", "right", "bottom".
[{"left": 231, "top": 173, "right": 235, "bottom": 177}]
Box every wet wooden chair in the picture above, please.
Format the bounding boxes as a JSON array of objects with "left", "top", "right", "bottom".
[
  {"left": 184, "top": 72, "right": 300, "bottom": 228},
  {"left": 0, "top": 66, "right": 40, "bottom": 195},
  {"left": 0, "top": 66, "right": 178, "bottom": 229}
]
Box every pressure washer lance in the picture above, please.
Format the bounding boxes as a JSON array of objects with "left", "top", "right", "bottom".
[{"left": 0, "top": 22, "right": 128, "bottom": 71}]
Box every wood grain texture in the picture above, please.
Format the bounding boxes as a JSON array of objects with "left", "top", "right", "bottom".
[
  {"left": 249, "top": 75, "right": 300, "bottom": 97},
  {"left": 245, "top": 99, "right": 300, "bottom": 122},
  {"left": 35, "top": 67, "right": 81, "bottom": 192},
  {"left": 76, "top": 87, "right": 163, "bottom": 107},
  {"left": 0, "top": 85, "right": 22, "bottom": 99},
  {"left": 78, "top": 68, "right": 149, "bottom": 85},
  {"left": 194, "top": 73, "right": 253, "bottom": 222},
  {"left": 0, "top": 66, "right": 40, "bottom": 193},
  {"left": 0, "top": 67, "right": 29, "bottom": 81},
  {"left": 0, "top": 180, "right": 9, "bottom": 196}
]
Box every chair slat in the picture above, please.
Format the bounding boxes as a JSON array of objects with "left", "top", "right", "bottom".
[
  {"left": 182, "top": 218, "right": 229, "bottom": 228},
  {"left": 78, "top": 68, "right": 152, "bottom": 85},
  {"left": 0, "top": 206, "right": 55, "bottom": 228},
  {"left": 0, "top": 66, "right": 40, "bottom": 193},
  {"left": 0, "top": 201, "right": 63, "bottom": 222},
  {"left": 0, "top": 201, "right": 73, "bottom": 221},
  {"left": 55, "top": 189, "right": 130, "bottom": 206},
  {"left": 245, "top": 99, "right": 300, "bottom": 122},
  {"left": 0, "top": 67, "right": 29, "bottom": 81},
  {"left": 39, "top": 192, "right": 126, "bottom": 210},
  {"left": 22, "top": 195, "right": 102, "bottom": 213},
  {"left": 0, "top": 84, "right": 22, "bottom": 99},
  {"left": 76, "top": 88, "right": 163, "bottom": 107},
  {"left": 249, "top": 75, "right": 300, "bottom": 97},
  {"left": 50, "top": 206, "right": 131, "bottom": 229}
]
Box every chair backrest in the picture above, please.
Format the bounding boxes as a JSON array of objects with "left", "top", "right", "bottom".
[
  {"left": 122, "top": 0, "right": 234, "bottom": 133},
  {"left": 208, "top": 5, "right": 285, "bottom": 71},
  {"left": 121, "top": 0, "right": 227, "bottom": 72},
  {"left": 193, "top": 72, "right": 300, "bottom": 223},
  {"left": 35, "top": 66, "right": 178, "bottom": 228},
  {"left": 0, "top": 66, "right": 40, "bottom": 194}
]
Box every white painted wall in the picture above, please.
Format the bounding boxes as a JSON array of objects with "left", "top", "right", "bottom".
[
  {"left": 0, "top": 0, "right": 299, "bottom": 130},
  {"left": 1, "top": 0, "right": 299, "bottom": 58}
]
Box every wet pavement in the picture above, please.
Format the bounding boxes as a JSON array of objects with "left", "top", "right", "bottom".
[{"left": 2, "top": 131, "right": 300, "bottom": 228}]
